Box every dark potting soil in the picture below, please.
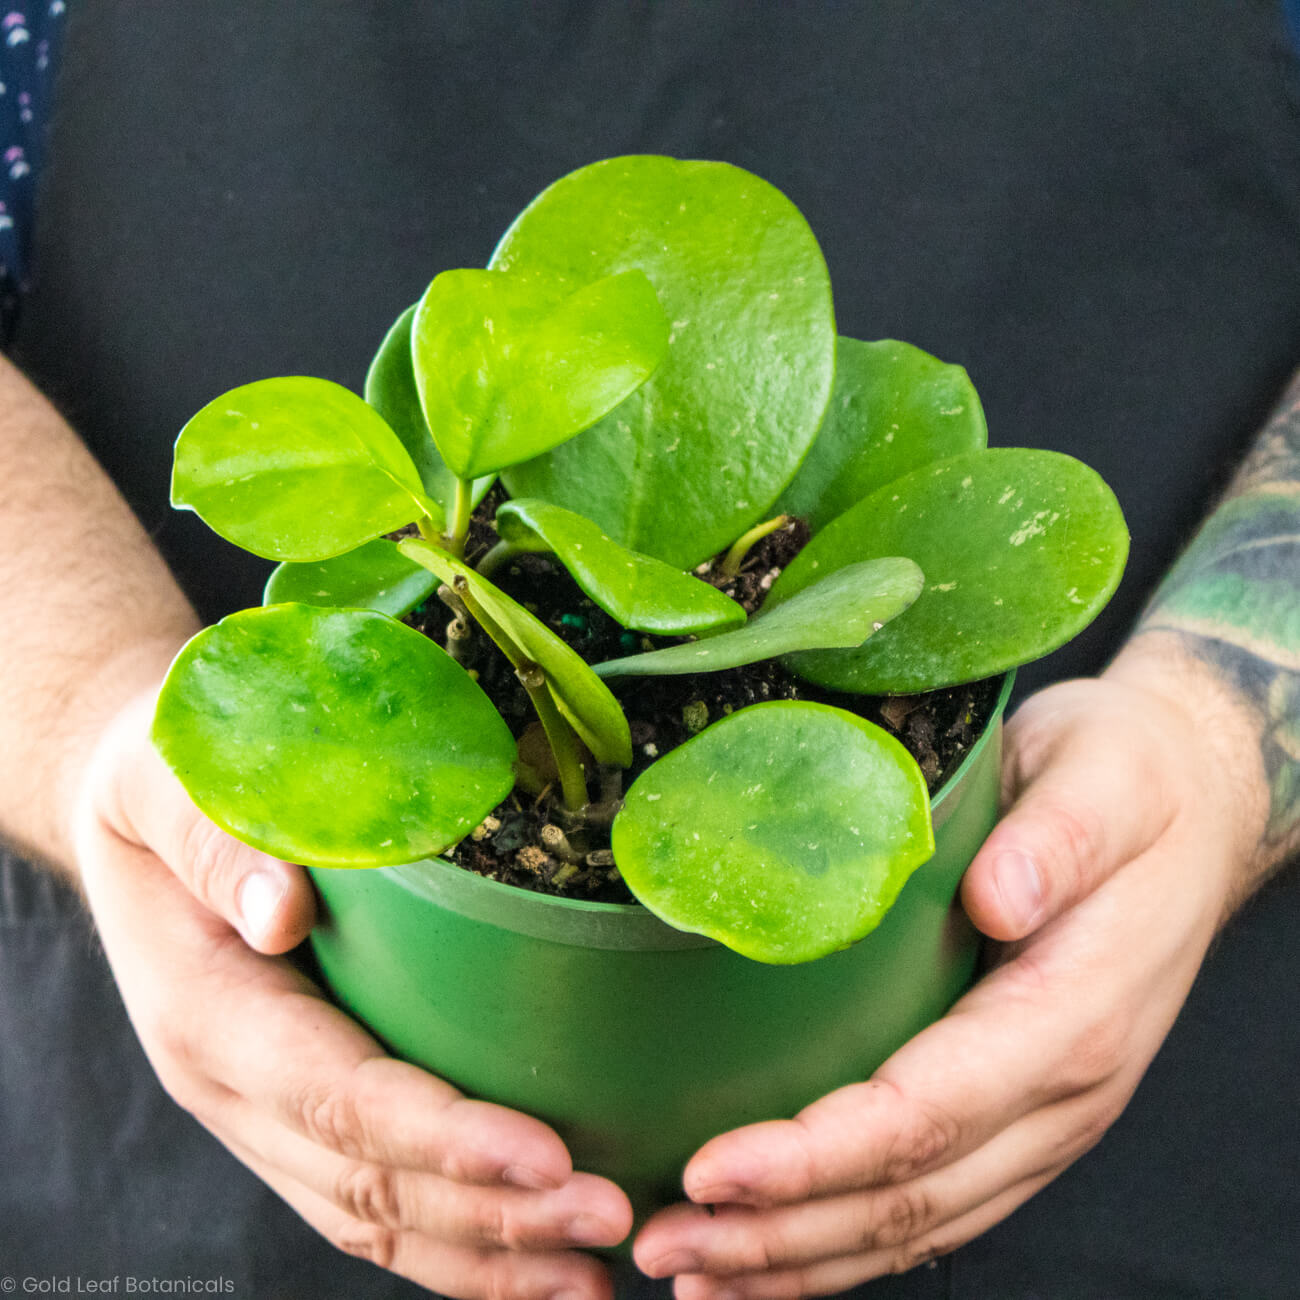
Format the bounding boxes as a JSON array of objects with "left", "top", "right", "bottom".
[{"left": 400, "top": 506, "right": 1000, "bottom": 905}]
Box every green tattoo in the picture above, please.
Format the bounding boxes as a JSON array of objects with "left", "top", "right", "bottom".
[{"left": 1140, "top": 368, "right": 1300, "bottom": 866}]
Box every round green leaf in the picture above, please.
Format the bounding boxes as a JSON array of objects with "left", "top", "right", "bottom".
[
  {"left": 611, "top": 702, "right": 935, "bottom": 964},
  {"left": 398, "top": 539, "right": 633, "bottom": 767},
  {"left": 495, "top": 498, "right": 745, "bottom": 635},
  {"left": 594, "top": 558, "right": 922, "bottom": 679},
  {"left": 411, "top": 268, "right": 669, "bottom": 480},
  {"left": 172, "top": 376, "right": 436, "bottom": 561},
  {"left": 492, "top": 155, "right": 836, "bottom": 568},
  {"left": 365, "top": 304, "right": 493, "bottom": 524},
  {"left": 151, "top": 605, "right": 517, "bottom": 869},
  {"left": 777, "top": 337, "right": 987, "bottom": 532},
  {"left": 263, "top": 538, "right": 438, "bottom": 618},
  {"left": 771, "top": 449, "right": 1130, "bottom": 694}
]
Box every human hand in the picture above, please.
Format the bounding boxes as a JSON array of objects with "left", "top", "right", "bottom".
[
  {"left": 73, "top": 688, "right": 633, "bottom": 1299},
  {"left": 632, "top": 636, "right": 1269, "bottom": 1296}
]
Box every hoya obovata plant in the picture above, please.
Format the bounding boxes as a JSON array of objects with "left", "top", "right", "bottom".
[{"left": 152, "top": 156, "right": 1128, "bottom": 964}]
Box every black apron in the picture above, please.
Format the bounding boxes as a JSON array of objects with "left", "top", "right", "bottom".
[{"left": 4, "top": 4, "right": 1300, "bottom": 1294}]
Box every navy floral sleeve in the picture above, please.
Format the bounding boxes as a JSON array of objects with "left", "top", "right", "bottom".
[{"left": 0, "top": 0, "right": 63, "bottom": 343}]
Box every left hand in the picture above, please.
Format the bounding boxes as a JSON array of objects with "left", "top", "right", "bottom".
[{"left": 632, "top": 635, "right": 1269, "bottom": 1296}]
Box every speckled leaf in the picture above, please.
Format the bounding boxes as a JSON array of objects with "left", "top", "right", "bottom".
[
  {"left": 492, "top": 155, "right": 835, "bottom": 567},
  {"left": 365, "top": 304, "right": 494, "bottom": 522},
  {"left": 770, "top": 449, "right": 1129, "bottom": 694},
  {"left": 593, "top": 558, "right": 922, "bottom": 679},
  {"left": 172, "top": 377, "right": 436, "bottom": 561},
  {"left": 611, "top": 702, "right": 934, "bottom": 964},
  {"left": 777, "top": 337, "right": 987, "bottom": 532},
  {"left": 263, "top": 539, "right": 437, "bottom": 618},
  {"left": 151, "top": 605, "right": 517, "bottom": 869},
  {"left": 495, "top": 498, "right": 745, "bottom": 635},
  {"left": 398, "top": 538, "right": 633, "bottom": 767},
  {"left": 411, "top": 268, "right": 669, "bottom": 480}
]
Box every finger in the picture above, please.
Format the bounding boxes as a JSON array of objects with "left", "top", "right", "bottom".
[
  {"left": 961, "top": 688, "right": 1176, "bottom": 941},
  {"left": 676, "top": 896, "right": 1145, "bottom": 1214},
  {"left": 86, "top": 826, "right": 585, "bottom": 1196},
  {"left": 638, "top": 1085, "right": 1110, "bottom": 1279},
  {"left": 231, "top": 1135, "right": 617, "bottom": 1300},
  {"left": 216, "top": 1087, "right": 631, "bottom": 1250},
  {"left": 669, "top": 1173, "right": 1050, "bottom": 1299},
  {"left": 94, "top": 692, "right": 315, "bottom": 953}
]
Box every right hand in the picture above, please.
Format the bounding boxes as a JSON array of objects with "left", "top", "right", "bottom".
[{"left": 72, "top": 688, "right": 632, "bottom": 1299}]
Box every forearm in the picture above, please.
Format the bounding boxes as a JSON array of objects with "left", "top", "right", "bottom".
[
  {"left": 0, "top": 354, "right": 198, "bottom": 876},
  {"left": 1134, "top": 365, "right": 1300, "bottom": 897}
]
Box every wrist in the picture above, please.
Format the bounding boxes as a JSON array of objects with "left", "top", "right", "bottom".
[
  {"left": 1105, "top": 629, "right": 1273, "bottom": 911},
  {"left": 46, "top": 632, "right": 196, "bottom": 881}
]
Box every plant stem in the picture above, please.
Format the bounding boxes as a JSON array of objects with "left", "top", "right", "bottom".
[
  {"left": 450, "top": 576, "right": 590, "bottom": 813},
  {"left": 515, "top": 661, "right": 590, "bottom": 812},
  {"left": 719, "top": 514, "right": 790, "bottom": 579},
  {"left": 477, "top": 539, "right": 522, "bottom": 580},
  {"left": 416, "top": 513, "right": 441, "bottom": 543},
  {"left": 445, "top": 478, "right": 474, "bottom": 557}
]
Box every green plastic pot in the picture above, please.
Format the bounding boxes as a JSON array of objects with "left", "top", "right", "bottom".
[{"left": 308, "top": 672, "right": 1013, "bottom": 1222}]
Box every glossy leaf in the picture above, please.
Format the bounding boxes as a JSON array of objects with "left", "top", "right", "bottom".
[
  {"left": 771, "top": 449, "right": 1129, "bottom": 694},
  {"left": 172, "top": 376, "right": 437, "bottom": 561},
  {"left": 777, "top": 337, "right": 987, "bottom": 532},
  {"left": 151, "top": 605, "right": 517, "bottom": 869},
  {"left": 611, "top": 701, "right": 934, "bottom": 964},
  {"left": 398, "top": 538, "right": 633, "bottom": 767},
  {"left": 366, "top": 303, "right": 495, "bottom": 522},
  {"left": 263, "top": 538, "right": 437, "bottom": 618},
  {"left": 493, "top": 155, "right": 836, "bottom": 567},
  {"left": 494, "top": 498, "right": 746, "bottom": 635},
  {"left": 411, "top": 268, "right": 669, "bottom": 480},
  {"left": 593, "top": 558, "right": 923, "bottom": 679}
]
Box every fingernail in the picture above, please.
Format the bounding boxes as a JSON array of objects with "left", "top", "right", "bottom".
[
  {"left": 644, "top": 1249, "right": 704, "bottom": 1278},
  {"left": 502, "top": 1163, "right": 562, "bottom": 1191},
  {"left": 565, "top": 1213, "right": 618, "bottom": 1246},
  {"left": 237, "top": 870, "right": 287, "bottom": 943},
  {"left": 995, "top": 851, "right": 1043, "bottom": 932},
  {"left": 686, "top": 1180, "right": 745, "bottom": 1204}
]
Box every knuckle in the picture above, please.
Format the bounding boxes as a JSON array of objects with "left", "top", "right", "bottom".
[
  {"left": 1039, "top": 799, "right": 1106, "bottom": 896},
  {"left": 330, "top": 1219, "right": 398, "bottom": 1272},
  {"left": 296, "top": 1079, "right": 368, "bottom": 1159},
  {"left": 179, "top": 815, "right": 244, "bottom": 908},
  {"left": 865, "top": 1184, "right": 936, "bottom": 1250},
  {"left": 880, "top": 1106, "right": 960, "bottom": 1183},
  {"left": 335, "top": 1161, "right": 401, "bottom": 1228},
  {"left": 472, "top": 1196, "right": 515, "bottom": 1250},
  {"left": 1059, "top": 1016, "right": 1129, "bottom": 1095}
]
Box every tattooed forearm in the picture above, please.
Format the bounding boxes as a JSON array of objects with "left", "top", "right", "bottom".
[{"left": 1139, "top": 367, "right": 1300, "bottom": 871}]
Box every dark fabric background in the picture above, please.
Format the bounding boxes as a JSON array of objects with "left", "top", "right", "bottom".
[{"left": 3, "top": 3, "right": 1299, "bottom": 1296}]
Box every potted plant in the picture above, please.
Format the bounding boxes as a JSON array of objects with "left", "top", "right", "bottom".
[{"left": 150, "top": 156, "right": 1128, "bottom": 1221}]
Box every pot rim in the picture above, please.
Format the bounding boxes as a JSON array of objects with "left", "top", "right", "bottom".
[{"left": 340, "top": 670, "right": 1016, "bottom": 950}]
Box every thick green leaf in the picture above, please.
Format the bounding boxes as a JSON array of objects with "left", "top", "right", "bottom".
[
  {"left": 398, "top": 538, "right": 633, "bottom": 767},
  {"left": 494, "top": 498, "right": 745, "bottom": 635},
  {"left": 411, "top": 268, "right": 669, "bottom": 480},
  {"left": 493, "top": 155, "right": 836, "bottom": 567},
  {"left": 172, "top": 376, "right": 436, "bottom": 561},
  {"left": 593, "top": 558, "right": 922, "bottom": 679},
  {"left": 263, "top": 539, "right": 437, "bottom": 618},
  {"left": 777, "top": 337, "right": 987, "bottom": 532},
  {"left": 151, "top": 605, "right": 517, "bottom": 868},
  {"left": 771, "top": 449, "right": 1129, "bottom": 694},
  {"left": 365, "top": 304, "right": 495, "bottom": 523},
  {"left": 611, "top": 701, "right": 934, "bottom": 964}
]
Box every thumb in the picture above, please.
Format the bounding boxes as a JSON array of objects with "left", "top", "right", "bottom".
[
  {"left": 88, "top": 691, "right": 317, "bottom": 954},
  {"left": 960, "top": 684, "right": 1175, "bottom": 943}
]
